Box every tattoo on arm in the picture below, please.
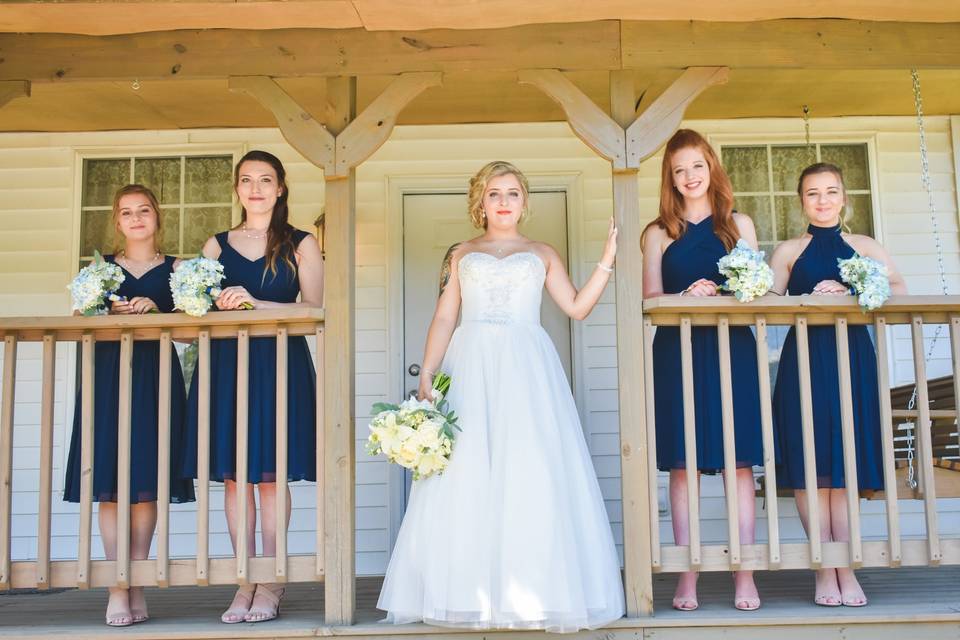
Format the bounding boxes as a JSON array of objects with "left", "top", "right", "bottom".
[{"left": 438, "top": 243, "right": 461, "bottom": 297}]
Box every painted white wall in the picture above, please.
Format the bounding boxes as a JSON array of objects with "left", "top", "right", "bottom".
[{"left": 0, "top": 115, "right": 957, "bottom": 574}]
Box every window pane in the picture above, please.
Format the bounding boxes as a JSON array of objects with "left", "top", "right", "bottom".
[
  {"left": 734, "top": 195, "right": 773, "bottom": 243},
  {"left": 774, "top": 195, "right": 808, "bottom": 241},
  {"left": 185, "top": 156, "right": 233, "bottom": 203},
  {"left": 159, "top": 208, "right": 180, "bottom": 255},
  {"left": 135, "top": 157, "right": 181, "bottom": 205},
  {"left": 723, "top": 146, "right": 768, "bottom": 192},
  {"left": 82, "top": 159, "right": 128, "bottom": 207},
  {"left": 80, "top": 210, "right": 114, "bottom": 257},
  {"left": 844, "top": 193, "right": 874, "bottom": 236},
  {"left": 821, "top": 144, "right": 870, "bottom": 191},
  {"left": 771, "top": 145, "right": 817, "bottom": 192},
  {"left": 183, "top": 206, "right": 232, "bottom": 255}
]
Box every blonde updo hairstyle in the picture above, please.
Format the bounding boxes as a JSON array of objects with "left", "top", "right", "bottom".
[
  {"left": 467, "top": 160, "right": 531, "bottom": 229},
  {"left": 112, "top": 184, "right": 163, "bottom": 253}
]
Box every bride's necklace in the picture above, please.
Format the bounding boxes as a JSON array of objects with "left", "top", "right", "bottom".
[
  {"left": 241, "top": 222, "right": 269, "bottom": 240},
  {"left": 118, "top": 250, "right": 161, "bottom": 277}
]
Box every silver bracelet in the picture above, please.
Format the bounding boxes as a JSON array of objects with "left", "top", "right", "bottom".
[{"left": 596, "top": 262, "right": 614, "bottom": 273}]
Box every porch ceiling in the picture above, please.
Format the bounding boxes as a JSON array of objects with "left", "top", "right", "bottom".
[
  {"left": 1, "top": 0, "right": 959, "bottom": 35},
  {"left": 1, "top": 68, "right": 959, "bottom": 133}
]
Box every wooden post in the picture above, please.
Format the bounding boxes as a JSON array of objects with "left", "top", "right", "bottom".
[
  {"left": 679, "top": 316, "right": 702, "bottom": 571},
  {"left": 315, "top": 326, "right": 325, "bottom": 579},
  {"left": 874, "top": 317, "right": 901, "bottom": 566},
  {"left": 196, "top": 330, "right": 211, "bottom": 585},
  {"left": 754, "top": 317, "right": 780, "bottom": 568},
  {"left": 0, "top": 336, "right": 16, "bottom": 589},
  {"left": 911, "top": 316, "right": 941, "bottom": 565},
  {"left": 275, "top": 326, "right": 289, "bottom": 582},
  {"left": 156, "top": 330, "right": 172, "bottom": 587},
  {"left": 795, "top": 317, "right": 822, "bottom": 568},
  {"left": 36, "top": 334, "right": 55, "bottom": 589},
  {"left": 834, "top": 318, "right": 863, "bottom": 568},
  {"left": 77, "top": 334, "right": 95, "bottom": 589},
  {"left": 235, "top": 327, "right": 250, "bottom": 584},
  {"left": 717, "top": 316, "right": 741, "bottom": 570},
  {"left": 116, "top": 332, "right": 134, "bottom": 589}
]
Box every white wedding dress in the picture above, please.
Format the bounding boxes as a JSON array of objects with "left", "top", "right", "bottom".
[{"left": 377, "top": 251, "right": 625, "bottom": 633}]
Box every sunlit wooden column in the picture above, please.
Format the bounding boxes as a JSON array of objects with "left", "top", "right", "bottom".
[{"left": 0, "top": 335, "right": 16, "bottom": 589}]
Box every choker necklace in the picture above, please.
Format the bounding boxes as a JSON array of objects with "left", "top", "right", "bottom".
[
  {"left": 241, "top": 223, "right": 269, "bottom": 240},
  {"left": 118, "top": 250, "right": 161, "bottom": 277}
]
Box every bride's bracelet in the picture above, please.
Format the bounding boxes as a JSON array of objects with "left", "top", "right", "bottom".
[{"left": 596, "top": 262, "right": 614, "bottom": 273}]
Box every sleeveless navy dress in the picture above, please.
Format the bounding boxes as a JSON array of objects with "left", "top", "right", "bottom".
[
  {"left": 183, "top": 228, "right": 317, "bottom": 483},
  {"left": 652, "top": 217, "right": 764, "bottom": 472},
  {"left": 773, "top": 224, "right": 883, "bottom": 490},
  {"left": 64, "top": 255, "right": 195, "bottom": 504}
]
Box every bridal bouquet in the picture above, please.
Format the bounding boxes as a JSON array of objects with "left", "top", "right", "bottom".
[
  {"left": 170, "top": 256, "right": 252, "bottom": 317},
  {"left": 838, "top": 254, "right": 891, "bottom": 311},
  {"left": 365, "top": 373, "right": 460, "bottom": 480},
  {"left": 717, "top": 239, "right": 774, "bottom": 302},
  {"left": 68, "top": 251, "right": 126, "bottom": 315}
]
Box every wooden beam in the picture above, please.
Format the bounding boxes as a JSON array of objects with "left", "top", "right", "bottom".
[
  {"left": 0, "top": 81, "right": 29, "bottom": 109},
  {"left": 518, "top": 69, "right": 625, "bottom": 168},
  {"left": 625, "top": 67, "right": 728, "bottom": 165},
  {"left": 228, "top": 76, "right": 335, "bottom": 173},
  {"left": 323, "top": 76, "right": 356, "bottom": 626}
]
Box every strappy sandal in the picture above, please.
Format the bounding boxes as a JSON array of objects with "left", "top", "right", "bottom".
[
  {"left": 221, "top": 585, "right": 256, "bottom": 624},
  {"left": 105, "top": 589, "right": 133, "bottom": 627},
  {"left": 244, "top": 583, "right": 285, "bottom": 623}
]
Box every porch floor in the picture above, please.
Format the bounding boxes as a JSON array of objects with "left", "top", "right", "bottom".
[{"left": 0, "top": 566, "right": 958, "bottom": 639}]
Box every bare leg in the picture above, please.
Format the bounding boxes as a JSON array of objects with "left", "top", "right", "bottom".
[
  {"left": 830, "top": 488, "right": 867, "bottom": 606},
  {"left": 246, "top": 482, "right": 291, "bottom": 622},
  {"left": 730, "top": 468, "right": 760, "bottom": 610},
  {"left": 795, "top": 488, "right": 841, "bottom": 606},
  {"left": 670, "top": 469, "right": 699, "bottom": 610},
  {"left": 220, "top": 480, "right": 258, "bottom": 623},
  {"left": 98, "top": 503, "right": 132, "bottom": 626},
  {"left": 127, "top": 502, "right": 158, "bottom": 622}
]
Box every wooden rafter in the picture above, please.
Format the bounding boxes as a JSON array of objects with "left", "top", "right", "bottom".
[{"left": 0, "top": 81, "right": 29, "bottom": 109}]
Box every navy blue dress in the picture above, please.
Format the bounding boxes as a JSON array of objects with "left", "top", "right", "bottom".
[
  {"left": 183, "top": 228, "right": 317, "bottom": 483},
  {"left": 773, "top": 224, "right": 884, "bottom": 490},
  {"left": 64, "top": 255, "right": 195, "bottom": 504},
  {"left": 652, "top": 217, "right": 765, "bottom": 472}
]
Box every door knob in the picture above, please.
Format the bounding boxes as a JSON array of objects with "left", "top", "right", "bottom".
[{"left": 408, "top": 363, "right": 421, "bottom": 376}]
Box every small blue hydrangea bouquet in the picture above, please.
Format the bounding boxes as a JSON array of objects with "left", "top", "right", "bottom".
[
  {"left": 717, "top": 239, "right": 774, "bottom": 302},
  {"left": 170, "top": 256, "right": 251, "bottom": 317},
  {"left": 837, "top": 254, "right": 891, "bottom": 311},
  {"left": 68, "top": 251, "right": 126, "bottom": 316}
]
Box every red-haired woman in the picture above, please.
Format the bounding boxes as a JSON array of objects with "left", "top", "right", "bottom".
[{"left": 641, "top": 129, "right": 764, "bottom": 611}]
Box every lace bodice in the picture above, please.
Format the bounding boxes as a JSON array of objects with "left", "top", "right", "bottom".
[{"left": 457, "top": 251, "right": 545, "bottom": 326}]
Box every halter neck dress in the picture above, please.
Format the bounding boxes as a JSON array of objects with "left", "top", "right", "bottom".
[
  {"left": 64, "top": 255, "right": 195, "bottom": 504},
  {"left": 773, "top": 223, "right": 884, "bottom": 490},
  {"left": 652, "top": 217, "right": 764, "bottom": 472},
  {"left": 183, "top": 227, "right": 317, "bottom": 483}
]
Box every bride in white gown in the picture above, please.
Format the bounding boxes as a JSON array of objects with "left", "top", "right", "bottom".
[{"left": 378, "top": 161, "right": 625, "bottom": 632}]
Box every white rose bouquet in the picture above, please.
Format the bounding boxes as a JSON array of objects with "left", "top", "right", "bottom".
[
  {"left": 365, "top": 373, "right": 460, "bottom": 481},
  {"left": 837, "top": 254, "right": 891, "bottom": 311},
  {"left": 717, "top": 239, "right": 774, "bottom": 302},
  {"left": 170, "top": 256, "right": 252, "bottom": 317},
  {"left": 68, "top": 251, "right": 126, "bottom": 316}
]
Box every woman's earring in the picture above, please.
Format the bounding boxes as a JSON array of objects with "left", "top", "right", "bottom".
[{"left": 481, "top": 210, "right": 486, "bottom": 219}]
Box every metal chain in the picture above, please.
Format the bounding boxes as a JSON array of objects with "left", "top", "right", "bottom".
[
  {"left": 904, "top": 69, "right": 952, "bottom": 489},
  {"left": 802, "top": 105, "right": 811, "bottom": 148}
]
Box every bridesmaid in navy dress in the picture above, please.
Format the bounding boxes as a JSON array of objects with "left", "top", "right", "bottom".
[
  {"left": 64, "top": 184, "right": 195, "bottom": 627},
  {"left": 770, "top": 163, "right": 906, "bottom": 607},
  {"left": 641, "top": 129, "right": 765, "bottom": 612},
  {"left": 183, "top": 150, "right": 324, "bottom": 624}
]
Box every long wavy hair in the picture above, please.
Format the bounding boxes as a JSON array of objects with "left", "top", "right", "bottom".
[
  {"left": 112, "top": 184, "right": 162, "bottom": 253},
  {"left": 644, "top": 129, "right": 739, "bottom": 251},
  {"left": 234, "top": 150, "right": 298, "bottom": 280},
  {"left": 467, "top": 160, "right": 531, "bottom": 229}
]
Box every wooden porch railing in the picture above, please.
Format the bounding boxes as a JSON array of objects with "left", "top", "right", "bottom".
[
  {"left": 0, "top": 308, "right": 325, "bottom": 591},
  {"left": 637, "top": 295, "right": 960, "bottom": 578}
]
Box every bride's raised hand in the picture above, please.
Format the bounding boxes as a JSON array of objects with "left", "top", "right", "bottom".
[{"left": 601, "top": 217, "right": 618, "bottom": 268}]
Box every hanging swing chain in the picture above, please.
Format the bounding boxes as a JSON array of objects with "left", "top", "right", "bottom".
[
  {"left": 904, "top": 69, "right": 951, "bottom": 489},
  {"left": 802, "top": 105, "right": 812, "bottom": 148}
]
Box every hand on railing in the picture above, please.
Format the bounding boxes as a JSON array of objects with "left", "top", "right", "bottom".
[
  {"left": 811, "top": 279, "right": 849, "bottom": 296},
  {"left": 680, "top": 278, "right": 718, "bottom": 297}
]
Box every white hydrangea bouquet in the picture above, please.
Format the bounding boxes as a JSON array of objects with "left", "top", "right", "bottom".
[
  {"left": 717, "top": 239, "right": 774, "bottom": 302},
  {"left": 68, "top": 251, "right": 126, "bottom": 315},
  {"left": 170, "top": 256, "right": 252, "bottom": 317},
  {"left": 365, "top": 373, "right": 460, "bottom": 481},
  {"left": 837, "top": 254, "right": 891, "bottom": 311}
]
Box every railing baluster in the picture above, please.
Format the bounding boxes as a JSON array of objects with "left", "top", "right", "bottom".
[
  {"left": 36, "top": 334, "right": 55, "bottom": 589},
  {"left": 835, "top": 317, "right": 863, "bottom": 568},
  {"left": 717, "top": 316, "right": 740, "bottom": 570},
  {"left": 156, "top": 330, "right": 172, "bottom": 587},
  {"left": 315, "top": 326, "right": 325, "bottom": 578},
  {"left": 642, "top": 317, "right": 660, "bottom": 570},
  {"left": 679, "top": 316, "right": 701, "bottom": 570},
  {"left": 950, "top": 316, "right": 960, "bottom": 485},
  {"left": 78, "top": 333, "right": 95, "bottom": 589},
  {"left": 0, "top": 335, "right": 16, "bottom": 589},
  {"left": 754, "top": 316, "right": 780, "bottom": 568},
  {"left": 116, "top": 331, "right": 134, "bottom": 589},
  {"left": 275, "top": 326, "right": 289, "bottom": 582},
  {"left": 196, "top": 330, "right": 211, "bottom": 586},
  {"left": 874, "top": 316, "right": 901, "bottom": 566},
  {"left": 910, "top": 315, "right": 941, "bottom": 565},
  {"left": 795, "top": 316, "right": 822, "bottom": 568},
  {"left": 236, "top": 327, "right": 250, "bottom": 584}
]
